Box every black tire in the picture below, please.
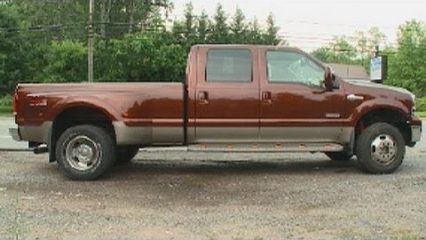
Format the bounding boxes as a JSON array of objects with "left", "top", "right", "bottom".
[
  {"left": 325, "top": 152, "right": 353, "bottom": 161},
  {"left": 116, "top": 146, "right": 139, "bottom": 164},
  {"left": 355, "top": 123, "right": 405, "bottom": 174},
  {"left": 56, "top": 125, "right": 116, "bottom": 180}
]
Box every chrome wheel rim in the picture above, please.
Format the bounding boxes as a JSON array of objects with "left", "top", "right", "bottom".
[
  {"left": 371, "top": 134, "right": 397, "bottom": 165},
  {"left": 65, "top": 135, "right": 100, "bottom": 171}
]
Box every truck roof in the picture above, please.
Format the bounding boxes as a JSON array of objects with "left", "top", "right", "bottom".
[{"left": 192, "top": 44, "right": 304, "bottom": 52}]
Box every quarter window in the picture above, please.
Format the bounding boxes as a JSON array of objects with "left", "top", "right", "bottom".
[
  {"left": 207, "top": 49, "right": 252, "bottom": 82},
  {"left": 267, "top": 51, "right": 324, "bottom": 87}
]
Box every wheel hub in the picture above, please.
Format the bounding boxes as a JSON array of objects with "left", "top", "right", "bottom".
[
  {"left": 66, "top": 135, "right": 100, "bottom": 171},
  {"left": 371, "top": 134, "right": 397, "bottom": 165}
]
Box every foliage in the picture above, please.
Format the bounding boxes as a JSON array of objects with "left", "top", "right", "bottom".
[
  {"left": 311, "top": 37, "right": 360, "bottom": 64},
  {"left": 354, "top": 27, "right": 387, "bottom": 70},
  {"left": 386, "top": 20, "right": 426, "bottom": 97},
  {"left": 39, "top": 40, "right": 87, "bottom": 83},
  {"left": 96, "top": 31, "right": 187, "bottom": 82},
  {"left": 0, "top": 1, "right": 282, "bottom": 96},
  {"left": 0, "top": 94, "right": 12, "bottom": 114},
  {"left": 416, "top": 97, "right": 426, "bottom": 112},
  {"left": 0, "top": 4, "right": 27, "bottom": 95},
  {"left": 0, "top": 94, "right": 12, "bottom": 106}
]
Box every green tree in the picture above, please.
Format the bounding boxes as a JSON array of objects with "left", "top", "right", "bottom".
[
  {"left": 0, "top": 4, "right": 35, "bottom": 95},
  {"left": 98, "top": 32, "right": 186, "bottom": 82},
  {"left": 210, "top": 3, "right": 229, "bottom": 43},
  {"left": 41, "top": 40, "right": 87, "bottom": 83},
  {"left": 386, "top": 20, "right": 426, "bottom": 96},
  {"left": 247, "top": 17, "right": 263, "bottom": 44},
  {"left": 312, "top": 37, "right": 359, "bottom": 64},
  {"left": 230, "top": 7, "right": 247, "bottom": 44},
  {"left": 184, "top": 2, "right": 196, "bottom": 39},
  {"left": 197, "top": 10, "right": 209, "bottom": 42},
  {"left": 355, "top": 27, "right": 386, "bottom": 69},
  {"left": 263, "top": 13, "right": 280, "bottom": 45}
]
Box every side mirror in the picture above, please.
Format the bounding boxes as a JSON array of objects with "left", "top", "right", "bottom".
[{"left": 324, "top": 66, "right": 334, "bottom": 91}]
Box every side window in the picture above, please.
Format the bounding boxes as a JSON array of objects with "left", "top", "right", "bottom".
[
  {"left": 267, "top": 51, "right": 324, "bottom": 87},
  {"left": 206, "top": 49, "right": 252, "bottom": 82}
]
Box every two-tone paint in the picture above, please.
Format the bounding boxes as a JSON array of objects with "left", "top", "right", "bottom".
[{"left": 11, "top": 45, "right": 422, "bottom": 154}]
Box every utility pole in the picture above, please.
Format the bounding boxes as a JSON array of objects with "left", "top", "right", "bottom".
[{"left": 88, "top": 0, "right": 94, "bottom": 82}]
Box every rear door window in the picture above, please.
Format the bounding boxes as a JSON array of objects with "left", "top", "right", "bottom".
[{"left": 206, "top": 49, "right": 252, "bottom": 82}]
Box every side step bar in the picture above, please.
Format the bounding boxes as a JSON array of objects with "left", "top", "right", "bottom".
[{"left": 188, "top": 142, "right": 344, "bottom": 153}]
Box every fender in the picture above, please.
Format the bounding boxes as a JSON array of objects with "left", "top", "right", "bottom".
[
  {"left": 48, "top": 96, "right": 122, "bottom": 122},
  {"left": 349, "top": 98, "right": 410, "bottom": 125}
]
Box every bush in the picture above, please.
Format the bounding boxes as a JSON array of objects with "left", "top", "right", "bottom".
[
  {"left": 0, "top": 95, "right": 12, "bottom": 114},
  {"left": 0, "top": 94, "right": 12, "bottom": 105},
  {"left": 416, "top": 97, "right": 426, "bottom": 112},
  {"left": 96, "top": 32, "right": 187, "bottom": 82},
  {"left": 40, "top": 40, "right": 87, "bottom": 83}
]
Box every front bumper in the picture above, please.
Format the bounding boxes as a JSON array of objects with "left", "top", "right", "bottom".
[{"left": 411, "top": 125, "right": 422, "bottom": 142}]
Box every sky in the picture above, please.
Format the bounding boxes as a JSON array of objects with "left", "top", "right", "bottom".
[{"left": 171, "top": 0, "right": 426, "bottom": 51}]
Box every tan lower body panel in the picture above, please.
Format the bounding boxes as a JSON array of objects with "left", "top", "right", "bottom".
[
  {"left": 114, "top": 122, "right": 353, "bottom": 147},
  {"left": 18, "top": 121, "right": 52, "bottom": 143},
  {"left": 260, "top": 127, "right": 353, "bottom": 143},
  {"left": 114, "top": 122, "right": 183, "bottom": 145}
]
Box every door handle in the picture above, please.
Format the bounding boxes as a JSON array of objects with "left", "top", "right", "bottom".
[
  {"left": 262, "top": 91, "right": 272, "bottom": 104},
  {"left": 346, "top": 94, "right": 364, "bottom": 101},
  {"left": 198, "top": 91, "right": 208, "bottom": 104}
]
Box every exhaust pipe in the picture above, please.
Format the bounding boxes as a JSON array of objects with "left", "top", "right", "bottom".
[{"left": 33, "top": 145, "right": 48, "bottom": 154}]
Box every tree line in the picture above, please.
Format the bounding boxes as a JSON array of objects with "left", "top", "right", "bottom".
[
  {"left": 311, "top": 22, "right": 426, "bottom": 97},
  {"left": 0, "top": 1, "right": 280, "bottom": 96},
  {"left": 1, "top": 1, "right": 426, "bottom": 99}
]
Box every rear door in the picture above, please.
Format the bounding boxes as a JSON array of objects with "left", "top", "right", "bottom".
[{"left": 194, "top": 46, "right": 259, "bottom": 142}]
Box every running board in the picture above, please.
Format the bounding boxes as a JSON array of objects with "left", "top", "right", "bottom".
[{"left": 187, "top": 143, "right": 344, "bottom": 153}]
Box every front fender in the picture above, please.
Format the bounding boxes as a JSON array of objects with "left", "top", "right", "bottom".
[{"left": 350, "top": 98, "right": 410, "bottom": 125}]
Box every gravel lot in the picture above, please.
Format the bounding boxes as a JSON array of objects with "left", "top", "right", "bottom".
[{"left": 1, "top": 141, "right": 426, "bottom": 239}]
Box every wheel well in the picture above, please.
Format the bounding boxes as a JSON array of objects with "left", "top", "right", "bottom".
[
  {"left": 355, "top": 109, "right": 410, "bottom": 144},
  {"left": 49, "top": 107, "right": 115, "bottom": 162}
]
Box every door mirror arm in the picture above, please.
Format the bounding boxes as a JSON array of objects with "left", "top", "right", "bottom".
[{"left": 324, "top": 66, "right": 335, "bottom": 91}]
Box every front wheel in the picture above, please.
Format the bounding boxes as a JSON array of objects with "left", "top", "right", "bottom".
[
  {"left": 355, "top": 123, "right": 405, "bottom": 174},
  {"left": 56, "top": 125, "right": 116, "bottom": 180}
]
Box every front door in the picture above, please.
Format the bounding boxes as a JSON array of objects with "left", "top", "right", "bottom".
[
  {"left": 194, "top": 47, "right": 259, "bottom": 142},
  {"left": 259, "top": 49, "right": 350, "bottom": 143}
]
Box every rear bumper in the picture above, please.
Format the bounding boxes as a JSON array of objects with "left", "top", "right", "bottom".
[
  {"left": 9, "top": 128, "right": 22, "bottom": 141},
  {"left": 9, "top": 122, "right": 52, "bottom": 143}
]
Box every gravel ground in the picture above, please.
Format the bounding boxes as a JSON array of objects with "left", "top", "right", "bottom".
[{"left": 0, "top": 144, "right": 426, "bottom": 239}]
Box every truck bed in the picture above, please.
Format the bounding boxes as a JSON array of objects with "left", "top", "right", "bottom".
[{"left": 14, "top": 82, "right": 185, "bottom": 145}]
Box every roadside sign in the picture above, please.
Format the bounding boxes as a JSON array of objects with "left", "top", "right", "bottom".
[{"left": 370, "top": 56, "right": 387, "bottom": 82}]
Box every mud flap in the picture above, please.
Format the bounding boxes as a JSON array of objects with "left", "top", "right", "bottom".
[{"left": 48, "top": 126, "right": 56, "bottom": 162}]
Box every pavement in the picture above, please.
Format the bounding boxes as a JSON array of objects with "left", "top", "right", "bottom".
[{"left": 0, "top": 117, "right": 28, "bottom": 151}]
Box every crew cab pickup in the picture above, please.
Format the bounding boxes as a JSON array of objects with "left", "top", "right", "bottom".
[{"left": 10, "top": 44, "right": 422, "bottom": 180}]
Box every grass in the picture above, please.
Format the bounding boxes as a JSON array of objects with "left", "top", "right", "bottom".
[
  {"left": 0, "top": 106, "right": 12, "bottom": 117},
  {"left": 0, "top": 95, "right": 12, "bottom": 117}
]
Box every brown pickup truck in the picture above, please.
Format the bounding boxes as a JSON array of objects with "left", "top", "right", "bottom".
[{"left": 10, "top": 44, "right": 422, "bottom": 180}]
